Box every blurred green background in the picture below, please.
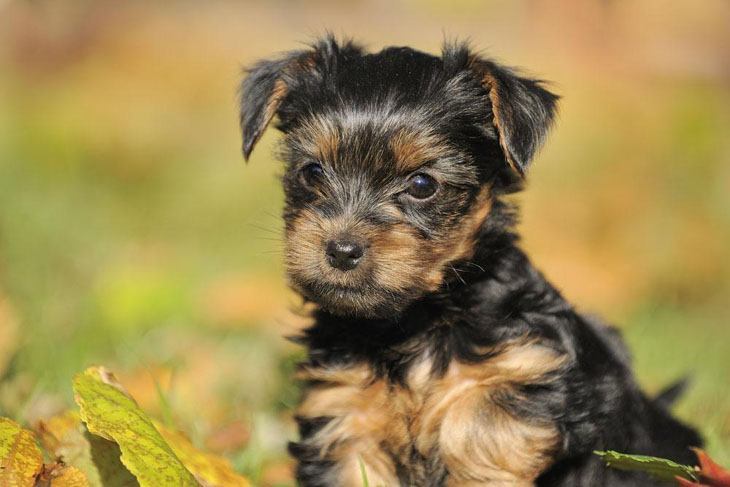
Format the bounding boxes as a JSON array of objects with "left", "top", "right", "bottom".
[{"left": 0, "top": 1, "right": 728, "bottom": 484}]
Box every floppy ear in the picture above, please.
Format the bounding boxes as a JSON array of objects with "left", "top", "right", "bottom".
[
  {"left": 239, "top": 50, "right": 316, "bottom": 160},
  {"left": 469, "top": 57, "right": 559, "bottom": 176},
  {"left": 240, "top": 36, "right": 364, "bottom": 161}
]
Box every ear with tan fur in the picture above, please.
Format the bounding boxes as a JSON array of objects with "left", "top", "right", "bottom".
[
  {"left": 240, "top": 57, "right": 287, "bottom": 160},
  {"left": 239, "top": 50, "right": 315, "bottom": 160},
  {"left": 469, "top": 57, "right": 559, "bottom": 176}
]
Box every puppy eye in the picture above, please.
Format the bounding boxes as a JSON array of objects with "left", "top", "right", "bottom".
[
  {"left": 300, "top": 162, "right": 324, "bottom": 187},
  {"left": 405, "top": 173, "right": 438, "bottom": 199}
]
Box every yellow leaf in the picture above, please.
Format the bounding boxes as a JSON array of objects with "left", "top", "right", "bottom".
[
  {"left": 36, "top": 411, "right": 137, "bottom": 487},
  {"left": 155, "top": 423, "right": 250, "bottom": 487},
  {"left": 73, "top": 367, "right": 199, "bottom": 487},
  {"left": 50, "top": 465, "right": 90, "bottom": 487},
  {"left": 0, "top": 417, "right": 43, "bottom": 487}
]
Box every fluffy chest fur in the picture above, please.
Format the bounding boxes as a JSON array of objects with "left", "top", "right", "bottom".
[{"left": 293, "top": 336, "right": 569, "bottom": 486}]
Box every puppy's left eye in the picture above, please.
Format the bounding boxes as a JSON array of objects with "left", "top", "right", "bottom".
[{"left": 405, "top": 173, "right": 438, "bottom": 199}]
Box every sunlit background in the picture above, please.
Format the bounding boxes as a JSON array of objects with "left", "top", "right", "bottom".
[{"left": 0, "top": 1, "right": 728, "bottom": 484}]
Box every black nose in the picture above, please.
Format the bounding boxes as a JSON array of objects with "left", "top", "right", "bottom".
[{"left": 326, "top": 239, "right": 364, "bottom": 271}]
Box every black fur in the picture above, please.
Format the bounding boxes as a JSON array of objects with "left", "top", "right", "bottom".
[{"left": 239, "top": 36, "right": 702, "bottom": 486}]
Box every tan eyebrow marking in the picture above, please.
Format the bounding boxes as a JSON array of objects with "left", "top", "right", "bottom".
[{"left": 389, "top": 128, "right": 452, "bottom": 173}]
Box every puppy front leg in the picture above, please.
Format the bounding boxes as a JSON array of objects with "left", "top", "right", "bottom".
[
  {"left": 290, "top": 418, "right": 399, "bottom": 486},
  {"left": 292, "top": 368, "right": 402, "bottom": 487}
]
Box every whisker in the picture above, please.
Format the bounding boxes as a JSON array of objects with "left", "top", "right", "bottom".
[
  {"left": 450, "top": 265, "right": 467, "bottom": 285},
  {"left": 463, "top": 261, "right": 486, "bottom": 273},
  {"left": 246, "top": 222, "right": 283, "bottom": 235}
]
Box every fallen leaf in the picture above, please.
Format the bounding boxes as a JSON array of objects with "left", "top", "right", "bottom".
[
  {"left": 50, "top": 465, "right": 90, "bottom": 486},
  {"left": 36, "top": 463, "right": 90, "bottom": 487},
  {"left": 35, "top": 411, "right": 137, "bottom": 487},
  {"left": 156, "top": 422, "right": 250, "bottom": 487},
  {"left": 73, "top": 367, "right": 198, "bottom": 487},
  {"left": 0, "top": 417, "right": 43, "bottom": 487}
]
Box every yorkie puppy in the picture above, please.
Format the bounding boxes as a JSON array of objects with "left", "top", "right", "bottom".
[{"left": 240, "top": 36, "right": 701, "bottom": 486}]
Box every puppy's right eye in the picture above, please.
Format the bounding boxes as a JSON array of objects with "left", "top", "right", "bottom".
[{"left": 300, "top": 163, "right": 324, "bottom": 187}]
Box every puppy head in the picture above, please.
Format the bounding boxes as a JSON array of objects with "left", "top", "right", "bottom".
[{"left": 240, "top": 37, "right": 558, "bottom": 318}]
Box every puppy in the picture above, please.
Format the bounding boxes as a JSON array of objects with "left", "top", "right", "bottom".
[{"left": 239, "top": 36, "right": 701, "bottom": 486}]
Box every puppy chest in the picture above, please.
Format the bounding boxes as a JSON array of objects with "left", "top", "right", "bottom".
[{"left": 296, "top": 342, "right": 568, "bottom": 484}]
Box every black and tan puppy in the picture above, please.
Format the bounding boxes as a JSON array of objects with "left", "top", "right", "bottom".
[{"left": 239, "top": 36, "right": 701, "bottom": 486}]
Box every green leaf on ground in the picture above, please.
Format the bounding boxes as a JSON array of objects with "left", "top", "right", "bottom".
[
  {"left": 0, "top": 417, "right": 43, "bottom": 487},
  {"left": 595, "top": 450, "right": 699, "bottom": 482},
  {"left": 73, "top": 366, "right": 199, "bottom": 487}
]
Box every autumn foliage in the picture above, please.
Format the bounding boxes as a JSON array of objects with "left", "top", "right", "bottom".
[{"left": 0, "top": 367, "right": 250, "bottom": 486}]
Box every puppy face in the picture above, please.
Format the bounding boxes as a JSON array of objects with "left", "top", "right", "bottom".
[
  {"left": 281, "top": 112, "right": 491, "bottom": 318},
  {"left": 240, "top": 38, "right": 558, "bottom": 318}
]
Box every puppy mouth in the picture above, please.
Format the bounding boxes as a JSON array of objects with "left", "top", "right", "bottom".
[
  {"left": 299, "top": 280, "right": 367, "bottom": 305},
  {"left": 328, "top": 284, "right": 361, "bottom": 300},
  {"left": 293, "top": 277, "right": 402, "bottom": 318}
]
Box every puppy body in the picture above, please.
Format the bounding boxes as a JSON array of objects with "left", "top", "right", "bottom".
[
  {"left": 290, "top": 244, "right": 701, "bottom": 486},
  {"left": 240, "top": 37, "right": 701, "bottom": 486}
]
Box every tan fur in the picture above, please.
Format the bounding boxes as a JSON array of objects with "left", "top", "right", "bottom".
[
  {"left": 415, "top": 343, "right": 566, "bottom": 485},
  {"left": 370, "top": 223, "right": 429, "bottom": 292},
  {"left": 296, "top": 364, "right": 403, "bottom": 486},
  {"left": 259, "top": 78, "right": 288, "bottom": 139},
  {"left": 290, "top": 112, "right": 389, "bottom": 173},
  {"left": 295, "top": 115, "right": 341, "bottom": 163},
  {"left": 389, "top": 129, "right": 452, "bottom": 173},
  {"left": 421, "top": 186, "right": 493, "bottom": 290},
  {"left": 475, "top": 68, "right": 521, "bottom": 177},
  {"left": 296, "top": 338, "right": 568, "bottom": 486}
]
